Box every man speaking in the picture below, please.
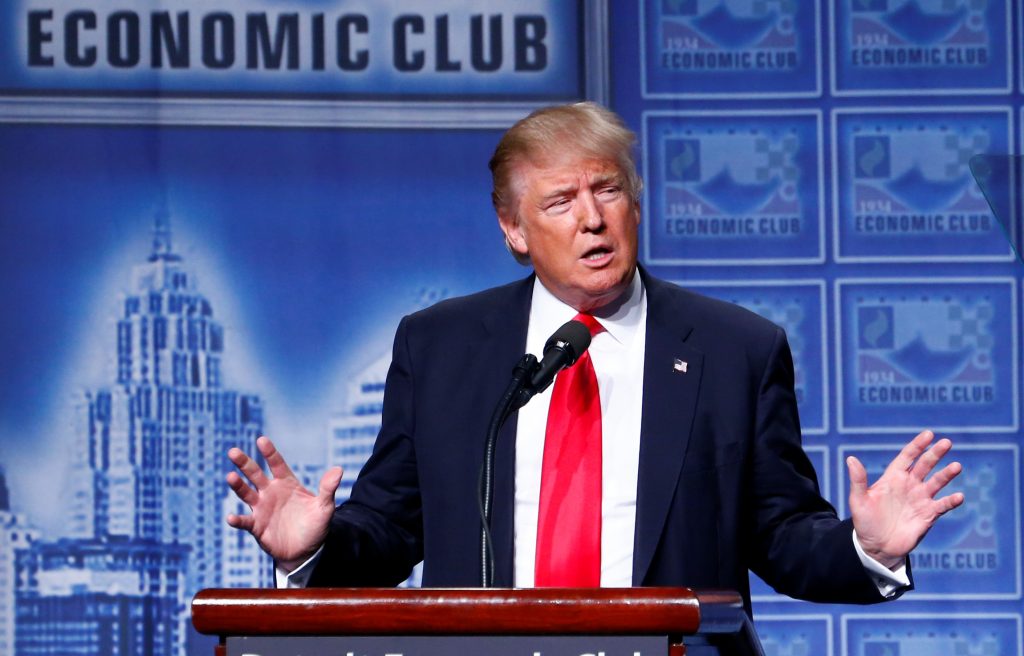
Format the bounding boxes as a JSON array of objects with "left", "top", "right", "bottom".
[{"left": 225, "top": 102, "right": 963, "bottom": 611}]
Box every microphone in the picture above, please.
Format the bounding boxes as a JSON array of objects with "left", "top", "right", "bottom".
[{"left": 522, "top": 319, "right": 593, "bottom": 403}]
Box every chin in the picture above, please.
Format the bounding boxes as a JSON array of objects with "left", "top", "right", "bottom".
[
  {"left": 591, "top": 267, "right": 631, "bottom": 289},
  {"left": 578, "top": 280, "right": 628, "bottom": 308}
]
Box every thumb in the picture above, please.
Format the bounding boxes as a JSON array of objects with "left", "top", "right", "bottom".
[
  {"left": 847, "top": 455, "right": 868, "bottom": 501},
  {"left": 318, "top": 466, "right": 343, "bottom": 503}
]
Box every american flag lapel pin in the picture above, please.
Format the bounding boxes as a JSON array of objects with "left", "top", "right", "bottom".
[{"left": 673, "top": 358, "right": 688, "bottom": 373}]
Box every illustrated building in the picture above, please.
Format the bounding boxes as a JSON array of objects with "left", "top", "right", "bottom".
[
  {"left": 11, "top": 210, "right": 271, "bottom": 655},
  {"left": 220, "top": 493, "right": 274, "bottom": 590},
  {"left": 14, "top": 537, "right": 187, "bottom": 656},
  {"left": 65, "top": 209, "right": 266, "bottom": 596},
  {"left": 327, "top": 353, "right": 389, "bottom": 503}
]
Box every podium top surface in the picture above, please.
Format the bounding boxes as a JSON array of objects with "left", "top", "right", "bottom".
[{"left": 192, "top": 587, "right": 743, "bottom": 637}]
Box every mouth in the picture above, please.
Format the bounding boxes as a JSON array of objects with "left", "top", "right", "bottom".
[{"left": 581, "top": 246, "right": 613, "bottom": 265}]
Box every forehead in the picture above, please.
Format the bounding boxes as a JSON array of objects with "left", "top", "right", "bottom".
[{"left": 514, "top": 155, "right": 623, "bottom": 192}]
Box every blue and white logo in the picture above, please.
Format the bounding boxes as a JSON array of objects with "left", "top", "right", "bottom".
[
  {"left": 684, "top": 282, "right": 827, "bottom": 433},
  {"left": 837, "top": 279, "right": 1018, "bottom": 432},
  {"left": 832, "top": 0, "right": 1011, "bottom": 94},
  {"left": 844, "top": 615, "right": 1022, "bottom": 655},
  {"left": 754, "top": 616, "right": 831, "bottom": 655},
  {"left": 642, "top": 0, "right": 820, "bottom": 97},
  {"left": 645, "top": 111, "right": 823, "bottom": 265},
  {"left": 833, "top": 109, "right": 1014, "bottom": 262},
  {"left": 840, "top": 445, "right": 1020, "bottom": 599}
]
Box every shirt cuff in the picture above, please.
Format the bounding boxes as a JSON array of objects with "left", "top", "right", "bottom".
[
  {"left": 852, "top": 530, "right": 910, "bottom": 598},
  {"left": 273, "top": 546, "right": 324, "bottom": 589}
]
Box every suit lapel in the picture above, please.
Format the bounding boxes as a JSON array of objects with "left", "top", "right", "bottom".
[
  {"left": 478, "top": 276, "right": 534, "bottom": 587},
  {"left": 633, "top": 273, "right": 704, "bottom": 585}
]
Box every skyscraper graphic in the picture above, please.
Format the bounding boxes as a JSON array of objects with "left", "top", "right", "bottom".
[
  {"left": 12, "top": 210, "right": 268, "bottom": 655},
  {"left": 15, "top": 537, "right": 188, "bottom": 656},
  {"left": 221, "top": 493, "right": 274, "bottom": 591},
  {"left": 66, "top": 208, "right": 266, "bottom": 593},
  {"left": 0, "top": 467, "right": 40, "bottom": 655},
  {"left": 328, "top": 353, "right": 389, "bottom": 503}
]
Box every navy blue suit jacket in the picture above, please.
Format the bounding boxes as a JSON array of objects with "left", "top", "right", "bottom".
[{"left": 309, "top": 271, "right": 896, "bottom": 611}]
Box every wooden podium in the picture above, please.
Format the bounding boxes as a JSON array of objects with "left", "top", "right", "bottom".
[{"left": 192, "top": 587, "right": 764, "bottom": 656}]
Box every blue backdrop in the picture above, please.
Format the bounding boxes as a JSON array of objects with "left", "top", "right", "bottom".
[{"left": 0, "top": 2, "right": 1020, "bottom": 655}]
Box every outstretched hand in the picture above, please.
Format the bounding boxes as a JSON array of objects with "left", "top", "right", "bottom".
[
  {"left": 226, "top": 435, "right": 343, "bottom": 572},
  {"left": 847, "top": 430, "right": 964, "bottom": 570}
]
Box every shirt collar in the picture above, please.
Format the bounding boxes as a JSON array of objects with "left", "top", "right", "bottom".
[{"left": 530, "top": 269, "right": 646, "bottom": 347}]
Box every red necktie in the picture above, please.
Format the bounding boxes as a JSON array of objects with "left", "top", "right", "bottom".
[{"left": 534, "top": 312, "right": 604, "bottom": 587}]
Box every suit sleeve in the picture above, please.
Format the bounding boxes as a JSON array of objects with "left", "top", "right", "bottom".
[
  {"left": 307, "top": 315, "right": 424, "bottom": 587},
  {"left": 746, "top": 327, "right": 912, "bottom": 603}
]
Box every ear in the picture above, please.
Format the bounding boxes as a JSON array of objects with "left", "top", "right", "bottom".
[{"left": 498, "top": 210, "right": 529, "bottom": 257}]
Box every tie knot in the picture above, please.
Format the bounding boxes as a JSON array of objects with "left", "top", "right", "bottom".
[{"left": 573, "top": 312, "right": 605, "bottom": 338}]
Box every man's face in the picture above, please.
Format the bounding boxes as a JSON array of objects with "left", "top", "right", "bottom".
[{"left": 498, "top": 154, "right": 640, "bottom": 312}]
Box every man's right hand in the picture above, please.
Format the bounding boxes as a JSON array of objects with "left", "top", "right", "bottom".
[{"left": 226, "top": 435, "right": 343, "bottom": 573}]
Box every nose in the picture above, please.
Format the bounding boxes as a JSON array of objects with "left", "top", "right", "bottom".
[{"left": 576, "top": 189, "right": 605, "bottom": 232}]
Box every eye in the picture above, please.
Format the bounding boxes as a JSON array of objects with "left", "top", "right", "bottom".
[{"left": 544, "top": 197, "right": 572, "bottom": 213}]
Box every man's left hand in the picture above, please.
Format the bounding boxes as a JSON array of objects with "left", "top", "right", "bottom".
[{"left": 847, "top": 429, "right": 965, "bottom": 570}]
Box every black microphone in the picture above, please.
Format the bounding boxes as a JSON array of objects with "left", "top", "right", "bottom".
[{"left": 525, "top": 319, "right": 593, "bottom": 399}]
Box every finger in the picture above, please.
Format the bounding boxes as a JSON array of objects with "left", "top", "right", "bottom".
[
  {"left": 909, "top": 438, "right": 952, "bottom": 481},
  {"left": 226, "top": 513, "right": 255, "bottom": 532},
  {"left": 226, "top": 472, "right": 258, "bottom": 506},
  {"left": 228, "top": 446, "right": 270, "bottom": 490},
  {"left": 257, "top": 436, "right": 297, "bottom": 481},
  {"left": 888, "top": 430, "right": 935, "bottom": 473},
  {"left": 933, "top": 491, "right": 965, "bottom": 516},
  {"left": 924, "top": 460, "right": 963, "bottom": 498},
  {"left": 318, "top": 467, "right": 343, "bottom": 503},
  {"left": 847, "top": 455, "right": 868, "bottom": 500}
]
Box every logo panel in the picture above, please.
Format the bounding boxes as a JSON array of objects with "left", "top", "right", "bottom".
[
  {"left": 834, "top": 109, "right": 1014, "bottom": 262},
  {"left": 642, "top": 0, "right": 820, "bottom": 97},
  {"left": 832, "top": 0, "right": 1011, "bottom": 94},
  {"left": 684, "top": 281, "right": 827, "bottom": 433},
  {"left": 837, "top": 279, "right": 1018, "bottom": 433},
  {"left": 839, "top": 445, "right": 1020, "bottom": 599},
  {"left": 844, "top": 615, "right": 1022, "bottom": 654},
  {"left": 754, "top": 616, "right": 831, "bottom": 656},
  {"left": 645, "top": 111, "right": 823, "bottom": 264}
]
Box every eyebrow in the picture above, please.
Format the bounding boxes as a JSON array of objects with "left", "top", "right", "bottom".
[
  {"left": 540, "top": 185, "right": 577, "bottom": 202},
  {"left": 540, "top": 173, "right": 622, "bottom": 202},
  {"left": 590, "top": 172, "right": 621, "bottom": 187}
]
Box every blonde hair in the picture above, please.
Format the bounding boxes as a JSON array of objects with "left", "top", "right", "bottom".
[{"left": 488, "top": 102, "right": 642, "bottom": 263}]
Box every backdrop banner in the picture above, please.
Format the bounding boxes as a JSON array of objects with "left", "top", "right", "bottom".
[{"left": 0, "top": 2, "right": 1021, "bottom": 655}]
